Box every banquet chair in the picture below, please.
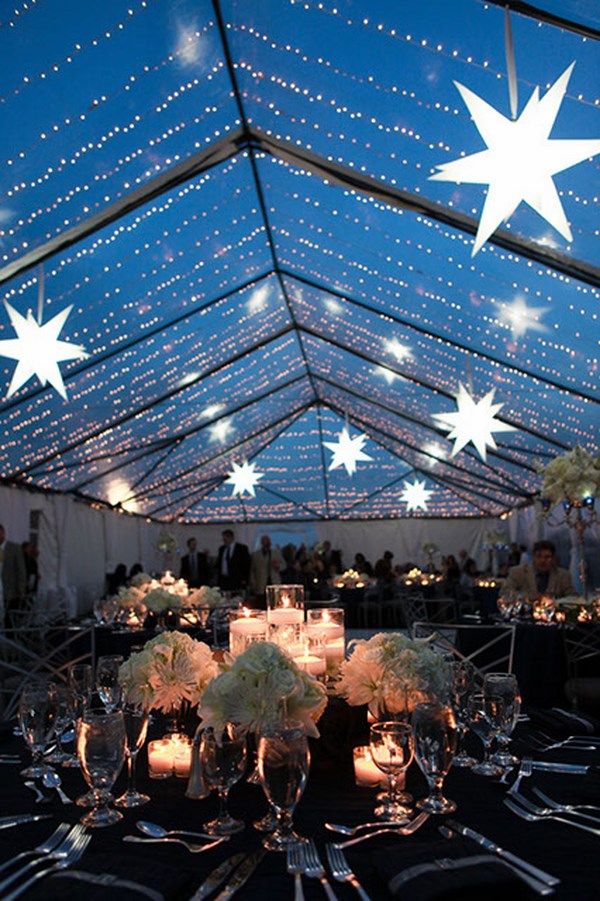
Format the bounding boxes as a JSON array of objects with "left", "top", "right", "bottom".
[
  {"left": 356, "top": 586, "right": 384, "bottom": 628},
  {"left": 411, "top": 621, "right": 516, "bottom": 683},
  {"left": 563, "top": 624, "right": 600, "bottom": 714},
  {"left": 400, "top": 594, "right": 458, "bottom": 632}
]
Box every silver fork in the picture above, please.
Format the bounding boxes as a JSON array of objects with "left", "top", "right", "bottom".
[
  {"left": 529, "top": 734, "right": 599, "bottom": 753},
  {"left": 504, "top": 797, "right": 600, "bottom": 836},
  {"left": 523, "top": 789, "right": 600, "bottom": 826},
  {"left": 286, "top": 842, "right": 305, "bottom": 901},
  {"left": 0, "top": 824, "right": 85, "bottom": 895},
  {"left": 532, "top": 787, "right": 600, "bottom": 816},
  {"left": 332, "top": 812, "right": 429, "bottom": 849},
  {"left": 3, "top": 831, "right": 91, "bottom": 901},
  {"left": 303, "top": 839, "right": 339, "bottom": 901},
  {"left": 507, "top": 757, "right": 532, "bottom": 796},
  {"left": 0, "top": 822, "right": 69, "bottom": 876},
  {"left": 325, "top": 819, "right": 409, "bottom": 836},
  {"left": 326, "top": 843, "right": 372, "bottom": 900}
]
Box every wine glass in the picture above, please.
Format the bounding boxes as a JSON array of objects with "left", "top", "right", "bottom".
[
  {"left": 258, "top": 722, "right": 310, "bottom": 850},
  {"left": 45, "top": 683, "right": 77, "bottom": 766},
  {"left": 96, "top": 655, "right": 124, "bottom": 713},
  {"left": 114, "top": 704, "right": 150, "bottom": 808},
  {"left": 76, "top": 708, "right": 126, "bottom": 827},
  {"left": 485, "top": 673, "right": 521, "bottom": 768},
  {"left": 201, "top": 724, "right": 247, "bottom": 835},
  {"left": 18, "top": 681, "right": 57, "bottom": 778},
  {"left": 369, "top": 722, "right": 413, "bottom": 820},
  {"left": 448, "top": 661, "right": 476, "bottom": 768},
  {"left": 412, "top": 701, "right": 457, "bottom": 814},
  {"left": 468, "top": 692, "right": 503, "bottom": 777}
]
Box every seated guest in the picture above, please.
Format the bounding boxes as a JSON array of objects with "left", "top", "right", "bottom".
[
  {"left": 129, "top": 563, "right": 144, "bottom": 582},
  {"left": 374, "top": 550, "right": 394, "bottom": 581},
  {"left": 459, "top": 559, "right": 479, "bottom": 599},
  {"left": 180, "top": 537, "right": 210, "bottom": 587},
  {"left": 503, "top": 540, "right": 573, "bottom": 598},
  {"left": 353, "top": 552, "right": 374, "bottom": 577}
]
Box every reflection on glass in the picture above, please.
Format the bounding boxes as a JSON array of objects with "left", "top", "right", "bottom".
[
  {"left": 369, "top": 721, "right": 413, "bottom": 820},
  {"left": 18, "top": 681, "right": 57, "bottom": 779},
  {"left": 468, "top": 692, "right": 503, "bottom": 777},
  {"left": 115, "top": 704, "right": 150, "bottom": 808},
  {"left": 201, "top": 724, "right": 247, "bottom": 835},
  {"left": 448, "top": 661, "right": 476, "bottom": 768},
  {"left": 484, "top": 673, "right": 521, "bottom": 768},
  {"left": 96, "top": 655, "right": 124, "bottom": 713}
]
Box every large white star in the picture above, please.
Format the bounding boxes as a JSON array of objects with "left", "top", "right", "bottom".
[
  {"left": 323, "top": 426, "right": 373, "bottom": 476},
  {"left": 0, "top": 301, "right": 88, "bottom": 399},
  {"left": 400, "top": 478, "right": 433, "bottom": 512},
  {"left": 496, "top": 296, "right": 549, "bottom": 340},
  {"left": 430, "top": 63, "right": 600, "bottom": 255},
  {"left": 224, "top": 459, "right": 264, "bottom": 498},
  {"left": 432, "top": 383, "right": 516, "bottom": 461}
]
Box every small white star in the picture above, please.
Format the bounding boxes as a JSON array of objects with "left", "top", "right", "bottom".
[
  {"left": 384, "top": 338, "right": 413, "bottom": 364},
  {"left": 432, "top": 383, "right": 516, "bottom": 462},
  {"left": 324, "top": 298, "right": 344, "bottom": 316},
  {"left": 400, "top": 478, "right": 433, "bottom": 512},
  {"left": 323, "top": 426, "right": 373, "bottom": 476},
  {"left": 208, "top": 418, "right": 234, "bottom": 444},
  {"left": 430, "top": 63, "right": 600, "bottom": 254},
  {"left": 496, "top": 296, "right": 548, "bottom": 340},
  {"left": 0, "top": 301, "right": 88, "bottom": 399},
  {"left": 247, "top": 284, "right": 270, "bottom": 314},
  {"left": 225, "top": 459, "right": 264, "bottom": 497}
]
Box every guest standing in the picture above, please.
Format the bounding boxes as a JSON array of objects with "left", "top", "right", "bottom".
[
  {"left": 0, "top": 523, "right": 27, "bottom": 630},
  {"left": 216, "top": 529, "right": 250, "bottom": 593},
  {"left": 180, "top": 537, "right": 210, "bottom": 587}
]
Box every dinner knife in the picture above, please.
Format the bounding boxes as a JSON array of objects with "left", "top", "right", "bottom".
[
  {"left": 446, "top": 820, "right": 560, "bottom": 887},
  {"left": 188, "top": 853, "right": 246, "bottom": 900},
  {"left": 0, "top": 814, "right": 52, "bottom": 830},
  {"left": 213, "top": 849, "right": 266, "bottom": 900},
  {"left": 531, "top": 761, "right": 589, "bottom": 774}
]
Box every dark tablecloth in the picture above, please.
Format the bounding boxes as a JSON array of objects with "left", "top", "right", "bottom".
[{"left": 0, "top": 701, "right": 599, "bottom": 900}]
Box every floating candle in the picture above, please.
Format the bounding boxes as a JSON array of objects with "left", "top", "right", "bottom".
[{"left": 148, "top": 739, "right": 174, "bottom": 779}]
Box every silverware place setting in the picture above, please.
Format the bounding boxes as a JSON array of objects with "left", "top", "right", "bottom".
[
  {"left": 331, "top": 811, "right": 430, "bottom": 849},
  {"left": 0, "top": 823, "right": 90, "bottom": 901},
  {"left": 123, "top": 834, "right": 229, "bottom": 853},
  {"left": 325, "top": 818, "right": 410, "bottom": 836},
  {"left": 503, "top": 795, "right": 600, "bottom": 836}
]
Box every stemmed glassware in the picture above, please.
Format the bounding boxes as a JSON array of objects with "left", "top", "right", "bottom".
[
  {"left": 258, "top": 721, "right": 310, "bottom": 850},
  {"left": 115, "top": 703, "right": 150, "bottom": 808},
  {"left": 96, "top": 655, "right": 124, "bottom": 713},
  {"left": 46, "top": 683, "right": 77, "bottom": 767},
  {"left": 485, "top": 673, "right": 521, "bottom": 768},
  {"left": 468, "top": 692, "right": 503, "bottom": 777},
  {"left": 412, "top": 701, "right": 457, "bottom": 814},
  {"left": 448, "top": 661, "right": 476, "bottom": 768},
  {"left": 76, "top": 708, "right": 126, "bottom": 827},
  {"left": 369, "top": 722, "right": 414, "bottom": 820},
  {"left": 18, "top": 681, "right": 57, "bottom": 778},
  {"left": 201, "top": 724, "right": 247, "bottom": 835}
]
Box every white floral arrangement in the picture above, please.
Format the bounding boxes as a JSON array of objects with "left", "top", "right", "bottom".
[
  {"left": 336, "top": 632, "right": 448, "bottom": 714},
  {"left": 118, "top": 631, "right": 218, "bottom": 713},
  {"left": 187, "top": 585, "right": 228, "bottom": 608},
  {"left": 483, "top": 529, "right": 507, "bottom": 549},
  {"left": 116, "top": 585, "right": 147, "bottom": 612},
  {"left": 334, "top": 568, "right": 367, "bottom": 589},
  {"left": 540, "top": 446, "right": 600, "bottom": 505},
  {"left": 157, "top": 533, "right": 177, "bottom": 554},
  {"left": 130, "top": 571, "right": 153, "bottom": 589},
  {"left": 422, "top": 542, "right": 438, "bottom": 555},
  {"left": 199, "top": 641, "right": 328, "bottom": 738},
  {"left": 145, "top": 586, "right": 181, "bottom": 613}
]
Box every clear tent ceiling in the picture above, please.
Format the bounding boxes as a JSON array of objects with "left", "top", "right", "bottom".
[{"left": 0, "top": 0, "right": 598, "bottom": 523}]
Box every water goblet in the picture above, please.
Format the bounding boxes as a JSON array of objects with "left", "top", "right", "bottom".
[
  {"left": 412, "top": 701, "right": 457, "bottom": 814},
  {"left": 468, "top": 692, "right": 503, "bottom": 777},
  {"left": 46, "top": 683, "right": 77, "bottom": 766},
  {"left": 484, "top": 673, "right": 521, "bottom": 768},
  {"left": 369, "top": 721, "right": 413, "bottom": 820},
  {"left": 18, "top": 681, "right": 57, "bottom": 779},
  {"left": 201, "top": 724, "right": 247, "bottom": 835},
  {"left": 68, "top": 663, "right": 93, "bottom": 707},
  {"left": 258, "top": 721, "right": 310, "bottom": 850},
  {"left": 76, "top": 708, "right": 126, "bottom": 827},
  {"left": 96, "top": 655, "right": 124, "bottom": 713},
  {"left": 115, "top": 704, "right": 150, "bottom": 808},
  {"left": 448, "top": 661, "right": 476, "bottom": 768}
]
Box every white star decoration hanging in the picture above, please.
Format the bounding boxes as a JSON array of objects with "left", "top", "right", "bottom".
[
  {"left": 496, "top": 296, "right": 548, "bottom": 340},
  {"left": 0, "top": 301, "right": 88, "bottom": 399},
  {"left": 430, "top": 63, "right": 600, "bottom": 255},
  {"left": 323, "top": 426, "right": 373, "bottom": 476},
  {"left": 400, "top": 478, "right": 433, "bottom": 512},
  {"left": 208, "top": 418, "right": 234, "bottom": 444},
  {"left": 225, "top": 459, "right": 264, "bottom": 498},
  {"left": 432, "top": 383, "right": 516, "bottom": 462}
]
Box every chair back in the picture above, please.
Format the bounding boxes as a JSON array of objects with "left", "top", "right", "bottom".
[
  {"left": 563, "top": 624, "right": 600, "bottom": 678},
  {"left": 400, "top": 594, "right": 457, "bottom": 631},
  {"left": 411, "top": 621, "right": 516, "bottom": 682}
]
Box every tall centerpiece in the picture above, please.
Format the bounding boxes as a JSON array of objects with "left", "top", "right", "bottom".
[
  {"left": 336, "top": 632, "right": 448, "bottom": 721},
  {"left": 539, "top": 446, "right": 600, "bottom": 598}
]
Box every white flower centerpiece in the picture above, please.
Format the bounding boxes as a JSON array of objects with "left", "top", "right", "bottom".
[
  {"left": 540, "top": 446, "right": 600, "bottom": 507},
  {"left": 199, "top": 641, "right": 328, "bottom": 738},
  {"left": 145, "top": 586, "right": 181, "bottom": 613},
  {"left": 187, "top": 585, "right": 228, "bottom": 609},
  {"left": 334, "top": 568, "right": 369, "bottom": 589},
  {"left": 118, "top": 630, "right": 219, "bottom": 736},
  {"left": 336, "top": 632, "right": 448, "bottom": 720}
]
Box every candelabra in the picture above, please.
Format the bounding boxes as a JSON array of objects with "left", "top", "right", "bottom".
[{"left": 542, "top": 496, "right": 596, "bottom": 599}]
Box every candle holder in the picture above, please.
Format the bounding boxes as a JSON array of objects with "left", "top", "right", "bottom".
[
  {"left": 229, "top": 608, "right": 267, "bottom": 657},
  {"left": 306, "top": 607, "right": 345, "bottom": 682},
  {"left": 268, "top": 620, "right": 305, "bottom": 658},
  {"left": 293, "top": 633, "right": 327, "bottom": 680},
  {"left": 148, "top": 739, "right": 174, "bottom": 779},
  {"left": 353, "top": 746, "right": 388, "bottom": 788},
  {"left": 266, "top": 584, "right": 305, "bottom": 616}
]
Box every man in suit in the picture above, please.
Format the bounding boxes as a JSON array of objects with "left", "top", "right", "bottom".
[
  {"left": 503, "top": 539, "right": 573, "bottom": 599},
  {"left": 216, "top": 529, "right": 250, "bottom": 593},
  {"left": 0, "top": 523, "right": 27, "bottom": 630},
  {"left": 249, "top": 534, "right": 282, "bottom": 598},
  {"left": 180, "top": 537, "right": 210, "bottom": 588}
]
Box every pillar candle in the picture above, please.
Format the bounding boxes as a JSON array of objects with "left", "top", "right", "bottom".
[
  {"left": 173, "top": 737, "right": 192, "bottom": 778},
  {"left": 148, "top": 739, "right": 174, "bottom": 779},
  {"left": 293, "top": 654, "right": 327, "bottom": 678}
]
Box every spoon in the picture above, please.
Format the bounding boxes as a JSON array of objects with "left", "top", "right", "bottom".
[
  {"left": 124, "top": 835, "right": 228, "bottom": 853},
  {"left": 136, "top": 821, "right": 216, "bottom": 841},
  {"left": 42, "top": 770, "right": 73, "bottom": 804}
]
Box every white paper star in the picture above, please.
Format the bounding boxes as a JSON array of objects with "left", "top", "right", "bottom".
[
  {"left": 496, "top": 296, "right": 549, "bottom": 340},
  {"left": 201, "top": 403, "right": 226, "bottom": 419},
  {"left": 0, "top": 301, "right": 88, "bottom": 399},
  {"left": 224, "top": 459, "right": 264, "bottom": 497},
  {"left": 400, "top": 478, "right": 433, "bottom": 512},
  {"left": 208, "top": 418, "right": 234, "bottom": 444},
  {"left": 430, "top": 63, "right": 600, "bottom": 255},
  {"left": 373, "top": 364, "right": 399, "bottom": 385},
  {"left": 384, "top": 338, "right": 413, "bottom": 364},
  {"left": 323, "top": 426, "right": 373, "bottom": 476},
  {"left": 432, "top": 383, "right": 516, "bottom": 461}
]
